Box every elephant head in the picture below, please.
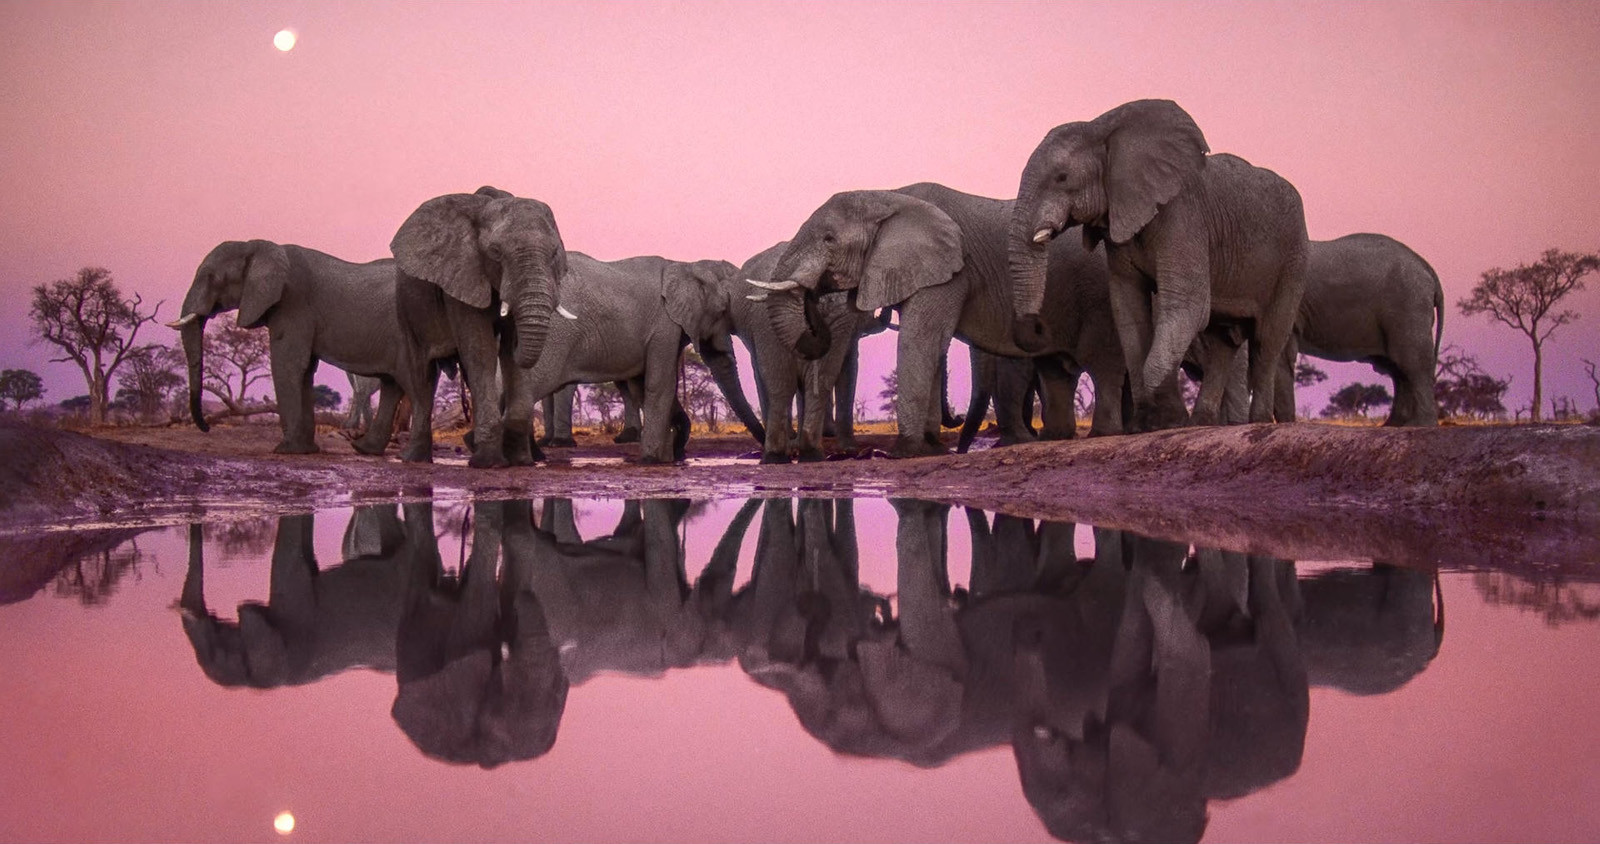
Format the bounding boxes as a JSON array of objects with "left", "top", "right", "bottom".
[
  {"left": 760, "top": 190, "right": 963, "bottom": 360},
  {"left": 664, "top": 259, "right": 763, "bottom": 440},
  {"left": 391, "top": 186, "right": 570, "bottom": 370},
  {"left": 1010, "top": 99, "right": 1208, "bottom": 352},
  {"left": 167, "top": 239, "right": 292, "bottom": 431},
  {"left": 1298, "top": 563, "right": 1444, "bottom": 695}
]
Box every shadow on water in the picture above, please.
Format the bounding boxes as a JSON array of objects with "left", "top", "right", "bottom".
[{"left": 156, "top": 495, "right": 1498, "bottom": 842}]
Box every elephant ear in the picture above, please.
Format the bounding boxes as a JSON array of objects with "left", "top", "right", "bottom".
[
  {"left": 662, "top": 263, "right": 710, "bottom": 339},
  {"left": 391, "top": 193, "right": 495, "bottom": 309},
  {"left": 237, "top": 240, "right": 290, "bottom": 328},
  {"left": 1102, "top": 99, "right": 1209, "bottom": 245},
  {"left": 857, "top": 194, "right": 964, "bottom": 313}
]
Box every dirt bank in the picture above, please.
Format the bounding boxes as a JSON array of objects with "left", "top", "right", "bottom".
[{"left": 2, "top": 420, "right": 1597, "bottom": 570}]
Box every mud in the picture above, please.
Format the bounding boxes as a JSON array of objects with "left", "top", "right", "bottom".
[{"left": 2, "top": 419, "right": 1597, "bottom": 572}]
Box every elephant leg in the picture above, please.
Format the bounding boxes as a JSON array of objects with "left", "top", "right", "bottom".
[
  {"left": 891, "top": 287, "right": 960, "bottom": 458},
  {"left": 269, "top": 339, "right": 320, "bottom": 454},
  {"left": 1389, "top": 344, "right": 1439, "bottom": 427},
  {"left": 1273, "top": 339, "right": 1298, "bottom": 424},
  {"left": 760, "top": 369, "right": 797, "bottom": 464},
  {"left": 796, "top": 363, "right": 831, "bottom": 462},
  {"left": 1086, "top": 354, "right": 1126, "bottom": 436},
  {"left": 1107, "top": 271, "right": 1164, "bottom": 431},
  {"left": 400, "top": 361, "right": 444, "bottom": 463},
  {"left": 1190, "top": 330, "right": 1239, "bottom": 426},
  {"left": 1246, "top": 257, "right": 1306, "bottom": 424},
  {"left": 637, "top": 341, "right": 683, "bottom": 464},
  {"left": 614, "top": 380, "right": 643, "bottom": 443},
  {"left": 499, "top": 348, "right": 543, "bottom": 466},
  {"left": 1034, "top": 359, "right": 1079, "bottom": 441},
  {"left": 544, "top": 385, "right": 577, "bottom": 447},
  {"left": 832, "top": 340, "right": 859, "bottom": 449},
  {"left": 353, "top": 379, "right": 403, "bottom": 455},
  {"left": 957, "top": 346, "right": 990, "bottom": 454},
  {"left": 456, "top": 328, "right": 507, "bottom": 469}
]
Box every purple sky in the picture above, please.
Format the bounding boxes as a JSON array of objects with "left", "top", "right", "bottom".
[{"left": 2, "top": 1, "right": 1598, "bottom": 417}]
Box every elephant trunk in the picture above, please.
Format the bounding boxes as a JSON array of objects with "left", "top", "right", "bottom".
[
  {"left": 698, "top": 335, "right": 765, "bottom": 444},
  {"left": 508, "top": 250, "right": 555, "bottom": 370},
  {"left": 766, "top": 289, "right": 832, "bottom": 361},
  {"left": 181, "top": 317, "right": 210, "bottom": 432},
  {"left": 1008, "top": 196, "right": 1053, "bottom": 355}
]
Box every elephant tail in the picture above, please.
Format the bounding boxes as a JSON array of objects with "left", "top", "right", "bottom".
[{"left": 1431, "top": 269, "right": 1444, "bottom": 361}]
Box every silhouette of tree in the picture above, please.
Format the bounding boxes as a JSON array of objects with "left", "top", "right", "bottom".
[
  {"left": 1294, "top": 356, "right": 1329, "bottom": 388},
  {"left": 0, "top": 369, "right": 45, "bottom": 411},
  {"left": 1583, "top": 358, "right": 1599, "bottom": 420},
  {"left": 1435, "top": 346, "right": 1510, "bottom": 420},
  {"left": 116, "top": 344, "right": 184, "bottom": 420},
  {"left": 29, "top": 267, "right": 162, "bottom": 425},
  {"left": 1459, "top": 248, "right": 1598, "bottom": 422},
  {"left": 679, "top": 349, "right": 730, "bottom": 432},
  {"left": 201, "top": 322, "right": 272, "bottom": 416},
  {"left": 312, "top": 384, "right": 342, "bottom": 410},
  {"left": 878, "top": 369, "right": 898, "bottom": 419},
  {"left": 1322, "top": 382, "right": 1393, "bottom": 419},
  {"left": 583, "top": 381, "right": 623, "bottom": 432}
]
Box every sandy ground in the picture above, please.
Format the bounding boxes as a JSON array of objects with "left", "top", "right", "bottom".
[{"left": 2, "top": 417, "right": 1597, "bottom": 577}]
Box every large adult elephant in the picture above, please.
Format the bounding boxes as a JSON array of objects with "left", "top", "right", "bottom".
[
  {"left": 167, "top": 240, "right": 409, "bottom": 455},
  {"left": 389, "top": 186, "right": 571, "bottom": 467},
  {"left": 735, "top": 242, "right": 893, "bottom": 461},
  {"left": 1009, "top": 99, "right": 1309, "bottom": 429},
  {"left": 756, "top": 182, "right": 1144, "bottom": 458},
  {"left": 505, "top": 254, "right": 758, "bottom": 464}
]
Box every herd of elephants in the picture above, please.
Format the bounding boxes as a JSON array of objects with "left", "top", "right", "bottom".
[
  {"left": 164, "top": 98, "right": 1444, "bottom": 466},
  {"left": 179, "top": 497, "right": 1442, "bottom": 842}
]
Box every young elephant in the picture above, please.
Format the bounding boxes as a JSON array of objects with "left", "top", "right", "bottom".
[{"left": 169, "top": 240, "right": 411, "bottom": 455}]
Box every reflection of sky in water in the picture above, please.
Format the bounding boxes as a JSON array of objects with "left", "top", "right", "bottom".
[{"left": 1, "top": 497, "right": 1598, "bottom": 843}]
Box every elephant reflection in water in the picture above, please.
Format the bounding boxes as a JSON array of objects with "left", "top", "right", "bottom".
[
  {"left": 178, "top": 502, "right": 570, "bottom": 769},
  {"left": 722, "top": 500, "right": 1441, "bottom": 844}
]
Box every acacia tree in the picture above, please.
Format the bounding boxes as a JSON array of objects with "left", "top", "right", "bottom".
[
  {"left": 0, "top": 369, "right": 46, "bottom": 411},
  {"left": 1295, "top": 356, "right": 1329, "bottom": 388},
  {"left": 1322, "top": 382, "right": 1393, "bottom": 420},
  {"left": 1459, "top": 248, "right": 1598, "bottom": 422},
  {"left": 201, "top": 322, "right": 273, "bottom": 417},
  {"left": 1435, "top": 347, "right": 1510, "bottom": 420},
  {"left": 116, "top": 344, "right": 185, "bottom": 420},
  {"left": 30, "top": 267, "right": 162, "bottom": 425},
  {"left": 583, "top": 381, "right": 623, "bottom": 432}
]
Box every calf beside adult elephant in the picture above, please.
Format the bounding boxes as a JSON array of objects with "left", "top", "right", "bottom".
[
  {"left": 1009, "top": 98, "right": 1309, "bottom": 430},
  {"left": 169, "top": 240, "right": 411, "bottom": 456},
  {"left": 757, "top": 181, "right": 1162, "bottom": 459}
]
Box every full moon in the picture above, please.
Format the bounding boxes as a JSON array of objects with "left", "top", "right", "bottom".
[
  {"left": 273, "top": 812, "right": 295, "bottom": 835},
  {"left": 273, "top": 29, "right": 296, "bottom": 52}
]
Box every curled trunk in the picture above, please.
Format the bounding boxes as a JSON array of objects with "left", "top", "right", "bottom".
[
  {"left": 509, "top": 255, "right": 554, "bottom": 370},
  {"left": 766, "top": 290, "right": 832, "bottom": 361},
  {"left": 1008, "top": 188, "right": 1053, "bottom": 354}
]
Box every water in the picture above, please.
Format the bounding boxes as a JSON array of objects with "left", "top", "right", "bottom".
[{"left": 1, "top": 496, "right": 1597, "bottom": 843}]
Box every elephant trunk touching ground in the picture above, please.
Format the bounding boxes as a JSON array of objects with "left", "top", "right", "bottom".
[
  {"left": 172, "top": 269, "right": 219, "bottom": 432},
  {"left": 698, "top": 337, "right": 766, "bottom": 443}
]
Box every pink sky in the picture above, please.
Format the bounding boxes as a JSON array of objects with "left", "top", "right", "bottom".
[{"left": 2, "top": 1, "right": 1598, "bottom": 416}]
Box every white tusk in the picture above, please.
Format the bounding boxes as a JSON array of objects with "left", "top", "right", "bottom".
[
  {"left": 499, "top": 302, "right": 511, "bottom": 317},
  {"left": 556, "top": 305, "right": 578, "bottom": 320},
  {"left": 1032, "top": 228, "right": 1054, "bottom": 244},
  {"left": 745, "top": 292, "right": 769, "bottom": 302},
  {"left": 165, "top": 313, "right": 198, "bottom": 328},
  {"left": 746, "top": 278, "right": 800, "bottom": 291}
]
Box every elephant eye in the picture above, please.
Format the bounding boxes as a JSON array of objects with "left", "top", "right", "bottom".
[
  {"left": 1055, "top": 172, "right": 1068, "bottom": 184},
  {"left": 822, "top": 232, "right": 835, "bottom": 244}
]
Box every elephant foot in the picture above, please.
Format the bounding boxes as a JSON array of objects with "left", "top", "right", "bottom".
[
  {"left": 612, "top": 427, "right": 641, "bottom": 444},
  {"left": 997, "top": 430, "right": 1041, "bottom": 447},
  {"left": 1037, "top": 427, "right": 1075, "bottom": 442},
  {"left": 1133, "top": 404, "right": 1188, "bottom": 433},
  {"left": 273, "top": 440, "right": 321, "bottom": 455},
  {"left": 835, "top": 437, "right": 857, "bottom": 451},
  {"left": 546, "top": 436, "right": 578, "bottom": 448},
  {"left": 400, "top": 441, "right": 434, "bottom": 463},
  {"left": 891, "top": 435, "right": 949, "bottom": 459},
  {"left": 760, "top": 451, "right": 792, "bottom": 465},
  {"left": 637, "top": 453, "right": 676, "bottom": 466},
  {"left": 504, "top": 429, "right": 542, "bottom": 466},
  {"left": 796, "top": 446, "right": 826, "bottom": 463},
  {"left": 462, "top": 430, "right": 476, "bottom": 452},
  {"left": 350, "top": 435, "right": 388, "bottom": 456},
  {"left": 535, "top": 435, "right": 552, "bottom": 447},
  {"left": 468, "top": 451, "right": 510, "bottom": 469}
]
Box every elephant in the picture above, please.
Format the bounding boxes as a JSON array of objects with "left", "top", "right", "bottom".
[
  {"left": 389, "top": 185, "right": 572, "bottom": 467},
  {"left": 1009, "top": 99, "right": 1309, "bottom": 429},
  {"left": 344, "top": 372, "right": 382, "bottom": 432},
  {"left": 391, "top": 499, "right": 569, "bottom": 768},
  {"left": 1297, "top": 562, "right": 1443, "bottom": 695},
  {"left": 538, "top": 380, "right": 643, "bottom": 447},
  {"left": 735, "top": 242, "right": 893, "bottom": 462},
  {"left": 758, "top": 182, "right": 1159, "bottom": 459},
  {"left": 168, "top": 240, "right": 410, "bottom": 455},
  {"left": 955, "top": 347, "right": 1102, "bottom": 453},
  {"left": 178, "top": 504, "right": 424, "bottom": 689},
  {"left": 507, "top": 253, "right": 760, "bottom": 464}
]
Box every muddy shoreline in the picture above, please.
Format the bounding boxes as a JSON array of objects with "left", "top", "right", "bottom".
[{"left": 2, "top": 420, "right": 1597, "bottom": 571}]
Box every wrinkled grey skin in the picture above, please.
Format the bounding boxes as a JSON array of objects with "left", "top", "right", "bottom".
[
  {"left": 502, "top": 498, "right": 722, "bottom": 682},
  {"left": 392, "top": 499, "right": 568, "bottom": 769},
  {"left": 538, "top": 381, "right": 643, "bottom": 447},
  {"left": 505, "top": 254, "right": 754, "bottom": 464},
  {"left": 1010, "top": 99, "right": 1308, "bottom": 430},
  {"left": 344, "top": 372, "right": 382, "bottom": 432},
  {"left": 178, "top": 504, "right": 423, "bottom": 689},
  {"left": 959, "top": 348, "right": 1093, "bottom": 453},
  {"left": 391, "top": 186, "right": 569, "bottom": 468},
  {"left": 737, "top": 242, "right": 892, "bottom": 462},
  {"left": 172, "top": 240, "right": 409, "bottom": 455},
  {"left": 764, "top": 183, "right": 1146, "bottom": 459}
]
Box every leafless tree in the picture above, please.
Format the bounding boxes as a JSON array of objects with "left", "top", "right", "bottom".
[
  {"left": 117, "top": 343, "right": 185, "bottom": 421},
  {"left": 1459, "top": 248, "right": 1598, "bottom": 422},
  {"left": 679, "top": 349, "right": 730, "bottom": 432},
  {"left": 1583, "top": 358, "right": 1599, "bottom": 419},
  {"left": 201, "top": 321, "right": 273, "bottom": 417},
  {"left": 29, "top": 267, "right": 162, "bottom": 425}
]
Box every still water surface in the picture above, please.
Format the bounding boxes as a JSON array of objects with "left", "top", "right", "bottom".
[{"left": 1, "top": 497, "right": 1597, "bottom": 843}]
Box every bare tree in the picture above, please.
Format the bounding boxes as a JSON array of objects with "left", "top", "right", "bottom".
[
  {"left": 29, "top": 267, "right": 162, "bottom": 425},
  {"left": 1459, "top": 248, "right": 1598, "bottom": 422},
  {"left": 584, "top": 381, "right": 623, "bottom": 432},
  {"left": 1583, "top": 358, "right": 1599, "bottom": 419},
  {"left": 0, "top": 369, "right": 46, "bottom": 411},
  {"left": 679, "top": 349, "right": 730, "bottom": 433},
  {"left": 878, "top": 369, "right": 898, "bottom": 419},
  {"left": 201, "top": 321, "right": 273, "bottom": 417},
  {"left": 116, "top": 344, "right": 185, "bottom": 421}
]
